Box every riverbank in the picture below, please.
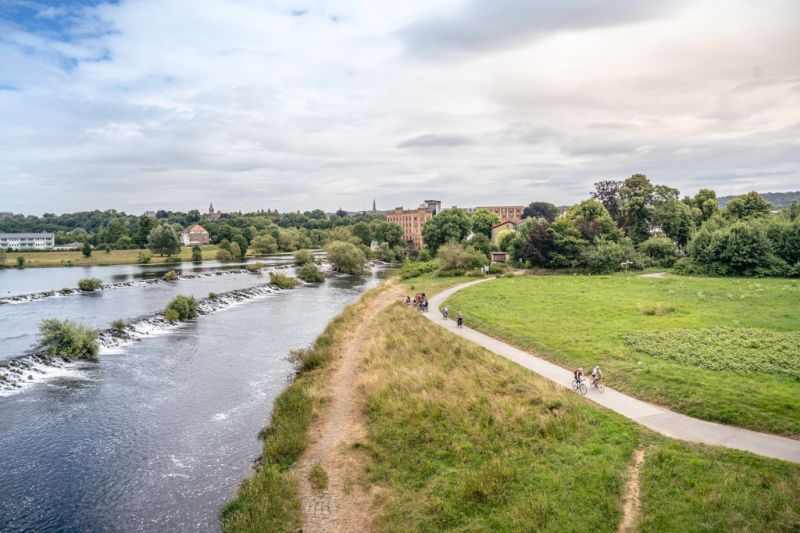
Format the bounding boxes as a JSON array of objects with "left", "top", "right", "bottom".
[
  {"left": 223, "top": 279, "right": 800, "bottom": 532},
  {"left": 3, "top": 245, "right": 222, "bottom": 268}
]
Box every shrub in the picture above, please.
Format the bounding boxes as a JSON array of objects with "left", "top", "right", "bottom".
[
  {"left": 229, "top": 241, "right": 242, "bottom": 259},
  {"left": 216, "top": 249, "right": 234, "bottom": 261},
  {"left": 191, "top": 246, "right": 202, "bottom": 262},
  {"left": 164, "top": 309, "right": 180, "bottom": 322},
  {"left": 325, "top": 241, "right": 366, "bottom": 275},
  {"left": 111, "top": 319, "right": 126, "bottom": 331},
  {"left": 37, "top": 319, "right": 99, "bottom": 362},
  {"left": 16, "top": 256, "right": 25, "bottom": 267},
  {"left": 488, "top": 263, "right": 506, "bottom": 275},
  {"left": 208, "top": 291, "right": 218, "bottom": 299},
  {"left": 583, "top": 238, "right": 638, "bottom": 274},
  {"left": 137, "top": 250, "right": 152, "bottom": 264},
  {"left": 289, "top": 347, "right": 326, "bottom": 372},
  {"left": 78, "top": 278, "right": 103, "bottom": 292},
  {"left": 436, "top": 242, "right": 487, "bottom": 271},
  {"left": 636, "top": 303, "right": 676, "bottom": 316},
  {"left": 399, "top": 260, "right": 438, "bottom": 279},
  {"left": 297, "top": 263, "right": 325, "bottom": 283},
  {"left": 310, "top": 464, "right": 328, "bottom": 490},
  {"left": 163, "top": 270, "right": 178, "bottom": 281},
  {"left": 246, "top": 262, "right": 265, "bottom": 272},
  {"left": 639, "top": 236, "right": 679, "bottom": 267},
  {"left": 82, "top": 242, "right": 92, "bottom": 258},
  {"left": 294, "top": 249, "right": 315, "bottom": 266},
  {"left": 251, "top": 234, "right": 278, "bottom": 255},
  {"left": 104, "top": 244, "right": 111, "bottom": 253},
  {"left": 270, "top": 272, "right": 300, "bottom": 289},
  {"left": 165, "top": 295, "right": 198, "bottom": 321}
]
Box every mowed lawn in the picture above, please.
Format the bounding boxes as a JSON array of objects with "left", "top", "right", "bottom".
[
  {"left": 8, "top": 245, "right": 222, "bottom": 267},
  {"left": 361, "top": 304, "right": 800, "bottom": 532},
  {"left": 445, "top": 275, "right": 800, "bottom": 436}
]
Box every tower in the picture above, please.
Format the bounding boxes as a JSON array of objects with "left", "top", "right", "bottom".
[
  {"left": 209, "top": 203, "right": 214, "bottom": 214},
  {"left": 372, "top": 198, "right": 377, "bottom": 212}
]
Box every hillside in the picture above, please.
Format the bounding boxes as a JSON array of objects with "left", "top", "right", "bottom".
[{"left": 718, "top": 190, "right": 800, "bottom": 209}]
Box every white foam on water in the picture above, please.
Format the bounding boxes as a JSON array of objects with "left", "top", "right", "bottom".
[{"left": 0, "top": 357, "right": 87, "bottom": 397}]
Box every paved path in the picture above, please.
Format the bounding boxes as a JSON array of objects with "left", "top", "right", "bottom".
[{"left": 426, "top": 279, "right": 800, "bottom": 464}]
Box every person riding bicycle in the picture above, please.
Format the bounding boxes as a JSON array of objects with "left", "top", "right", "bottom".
[
  {"left": 442, "top": 307, "right": 449, "bottom": 319},
  {"left": 591, "top": 366, "right": 602, "bottom": 386},
  {"left": 573, "top": 367, "right": 584, "bottom": 383},
  {"left": 456, "top": 311, "right": 464, "bottom": 327}
]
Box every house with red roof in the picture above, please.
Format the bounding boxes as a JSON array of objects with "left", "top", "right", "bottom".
[{"left": 181, "top": 224, "right": 210, "bottom": 246}]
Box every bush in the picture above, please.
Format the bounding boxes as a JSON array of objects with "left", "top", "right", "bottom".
[
  {"left": 639, "top": 236, "right": 679, "bottom": 267},
  {"left": 436, "top": 242, "right": 488, "bottom": 271},
  {"left": 164, "top": 309, "right": 180, "bottom": 322},
  {"left": 78, "top": 278, "right": 103, "bottom": 292},
  {"left": 270, "top": 272, "right": 301, "bottom": 289},
  {"left": 289, "top": 347, "right": 326, "bottom": 372},
  {"left": 246, "top": 262, "right": 265, "bottom": 272},
  {"left": 582, "top": 238, "right": 638, "bottom": 274},
  {"left": 294, "top": 249, "right": 315, "bottom": 266},
  {"left": 208, "top": 291, "right": 218, "bottom": 299},
  {"left": 82, "top": 242, "right": 92, "bottom": 258},
  {"left": 216, "top": 249, "right": 234, "bottom": 261},
  {"left": 310, "top": 464, "right": 328, "bottom": 490},
  {"left": 165, "top": 295, "right": 198, "bottom": 321},
  {"left": 163, "top": 270, "right": 178, "bottom": 281},
  {"left": 229, "top": 241, "right": 242, "bottom": 259},
  {"left": 297, "top": 263, "right": 325, "bottom": 283},
  {"left": 251, "top": 234, "right": 278, "bottom": 255},
  {"left": 111, "top": 319, "right": 126, "bottom": 331},
  {"left": 191, "top": 246, "right": 202, "bottom": 262},
  {"left": 137, "top": 250, "right": 152, "bottom": 264},
  {"left": 488, "top": 263, "right": 506, "bottom": 274},
  {"left": 636, "top": 303, "right": 676, "bottom": 316},
  {"left": 16, "top": 256, "right": 25, "bottom": 267},
  {"left": 325, "top": 241, "right": 366, "bottom": 275},
  {"left": 37, "top": 319, "right": 99, "bottom": 362},
  {"left": 399, "top": 260, "right": 438, "bottom": 279}
]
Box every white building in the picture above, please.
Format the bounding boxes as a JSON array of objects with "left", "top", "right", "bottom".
[{"left": 0, "top": 232, "right": 55, "bottom": 250}]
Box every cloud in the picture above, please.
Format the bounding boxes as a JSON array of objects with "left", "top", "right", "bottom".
[
  {"left": 400, "top": 0, "right": 683, "bottom": 58},
  {"left": 397, "top": 133, "right": 473, "bottom": 149}
]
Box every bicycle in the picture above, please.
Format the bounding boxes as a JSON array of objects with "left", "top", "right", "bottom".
[
  {"left": 571, "top": 378, "right": 587, "bottom": 395},
  {"left": 590, "top": 378, "right": 605, "bottom": 393}
]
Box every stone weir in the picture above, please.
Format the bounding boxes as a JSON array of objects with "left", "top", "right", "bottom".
[{"left": 0, "top": 281, "right": 290, "bottom": 396}]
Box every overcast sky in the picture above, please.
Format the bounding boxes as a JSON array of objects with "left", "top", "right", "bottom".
[{"left": 1, "top": 0, "right": 798, "bottom": 215}]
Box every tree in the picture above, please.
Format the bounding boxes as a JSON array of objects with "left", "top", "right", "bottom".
[
  {"left": 232, "top": 234, "right": 249, "bottom": 256},
  {"left": 16, "top": 256, "right": 25, "bottom": 268},
  {"left": 436, "top": 242, "right": 487, "bottom": 271},
  {"left": 725, "top": 192, "right": 772, "bottom": 220},
  {"left": 470, "top": 209, "right": 501, "bottom": 238},
  {"left": 136, "top": 215, "right": 157, "bottom": 248},
  {"left": 619, "top": 174, "right": 655, "bottom": 243},
  {"left": 512, "top": 218, "right": 553, "bottom": 267},
  {"left": 351, "top": 221, "right": 373, "bottom": 246},
  {"left": 147, "top": 224, "right": 181, "bottom": 256},
  {"left": 216, "top": 249, "right": 234, "bottom": 261},
  {"left": 582, "top": 238, "right": 636, "bottom": 274},
  {"left": 548, "top": 219, "right": 587, "bottom": 268},
  {"left": 82, "top": 242, "right": 92, "bottom": 258},
  {"left": 652, "top": 201, "right": 694, "bottom": 246},
  {"left": 653, "top": 185, "right": 680, "bottom": 204},
  {"left": 191, "top": 246, "right": 202, "bottom": 262},
  {"left": 371, "top": 221, "right": 403, "bottom": 247},
  {"left": 251, "top": 234, "right": 278, "bottom": 254},
  {"left": 325, "top": 241, "right": 366, "bottom": 275},
  {"left": 692, "top": 189, "right": 719, "bottom": 222},
  {"left": 566, "top": 200, "right": 622, "bottom": 242},
  {"left": 421, "top": 208, "right": 471, "bottom": 252},
  {"left": 591, "top": 180, "right": 623, "bottom": 222},
  {"left": 639, "top": 236, "right": 679, "bottom": 267},
  {"left": 522, "top": 202, "right": 559, "bottom": 222},
  {"left": 469, "top": 233, "right": 492, "bottom": 256},
  {"left": 229, "top": 241, "right": 242, "bottom": 259},
  {"left": 105, "top": 217, "right": 127, "bottom": 245}
]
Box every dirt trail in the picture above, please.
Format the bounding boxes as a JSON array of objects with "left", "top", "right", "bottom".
[
  {"left": 638, "top": 272, "right": 667, "bottom": 278},
  {"left": 296, "top": 289, "right": 398, "bottom": 533},
  {"left": 617, "top": 448, "right": 646, "bottom": 533}
]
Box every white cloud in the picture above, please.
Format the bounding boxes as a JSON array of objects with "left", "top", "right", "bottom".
[{"left": 0, "top": 0, "right": 798, "bottom": 214}]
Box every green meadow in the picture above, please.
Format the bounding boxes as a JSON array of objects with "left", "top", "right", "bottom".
[{"left": 445, "top": 274, "right": 800, "bottom": 436}]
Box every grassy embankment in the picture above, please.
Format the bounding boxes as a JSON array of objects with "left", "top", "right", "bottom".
[
  {"left": 221, "top": 283, "right": 388, "bottom": 532},
  {"left": 222, "top": 276, "right": 800, "bottom": 531},
  {"left": 6, "top": 245, "right": 221, "bottom": 267},
  {"left": 444, "top": 275, "right": 800, "bottom": 436},
  {"left": 360, "top": 303, "right": 800, "bottom": 532}
]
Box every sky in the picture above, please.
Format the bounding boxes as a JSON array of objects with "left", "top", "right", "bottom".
[{"left": 1, "top": 0, "right": 798, "bottom": 215}]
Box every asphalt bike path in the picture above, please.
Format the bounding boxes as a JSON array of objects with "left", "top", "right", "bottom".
[{"left": 425, "top": 278, "right": 800, "bottom": 464}]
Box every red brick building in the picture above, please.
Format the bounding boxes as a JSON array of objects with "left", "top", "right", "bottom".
[
  {"left": 386, "top": 206, "right": 434, "bottom": 250},
  {"left": 477, "top": 205, "right": 525, "bottom": 224}
]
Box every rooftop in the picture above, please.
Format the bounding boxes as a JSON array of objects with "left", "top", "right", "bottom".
[{"left": 0, "top": 232, "right": 55, "bottom": 238}]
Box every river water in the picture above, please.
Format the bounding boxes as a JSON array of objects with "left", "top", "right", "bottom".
[{"left": 0, "top": 259, "right": 382, "bottom": 531}]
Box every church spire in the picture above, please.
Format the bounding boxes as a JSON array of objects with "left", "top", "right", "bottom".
[{"left": 372, "top": 198, "right": 377, "bottom": 212}]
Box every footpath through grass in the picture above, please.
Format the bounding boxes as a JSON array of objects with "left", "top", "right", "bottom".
[
  {"left": 359, "top": 303, "right": 800, "bottom": 532},
  {"left": 444, "top": 275, "right": 800, "bottom": 436}
]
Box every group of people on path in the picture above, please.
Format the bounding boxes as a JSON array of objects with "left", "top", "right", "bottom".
[
  {"left": 441, "top": 306, "right": 463, "bottom": 327},
  {"left": 405, "top": 293, "right": 429, "bottom": 313},
  {"left": 573, "top": 365, "right": 603, "bottom": 387}
]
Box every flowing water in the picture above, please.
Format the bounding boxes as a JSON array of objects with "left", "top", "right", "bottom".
[{"left": 0, "top": 260, "right": 382, "bottom": 531}]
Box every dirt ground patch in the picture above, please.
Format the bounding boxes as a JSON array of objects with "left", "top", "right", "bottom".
[{"left": 618, "top": 448, "right": 646, "bottom": 533}]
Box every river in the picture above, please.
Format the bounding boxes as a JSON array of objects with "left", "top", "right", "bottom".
[{"left": 0, "top": 259, "right": 383, "bottom": 531}]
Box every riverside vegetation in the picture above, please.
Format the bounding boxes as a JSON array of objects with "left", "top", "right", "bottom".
[
  {"left": 445, "top": 274, "right": 800, "bottom": 436},
  {"left": 222, "top": 283, "right": 800, "bottom": 532}
]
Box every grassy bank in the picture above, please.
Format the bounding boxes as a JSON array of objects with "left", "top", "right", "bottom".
[
  {"left": 220, "top": 283, "right": 387, "bottom": 532},
  {"left": 444, "top": 275, "right": 800, "bottom": 436},
  {"left": 5, "top": 245, "right": 221, "bottom": 268},
  {"left": 359, "top": 303, "right": 800, "bottom": 531}
]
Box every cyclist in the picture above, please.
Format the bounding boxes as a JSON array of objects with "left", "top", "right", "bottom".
[
  {"left": 591, "top": 366, "right": 602, "bottom": 387},
  {"left": 573, "top": 367, "right": 584, "bottom": 384},
  {"left": 456, "top": 311, "right": 464, "bottom": 328},
  {"left": 442, "top": 306, "right": 449, "bottom": 319}
]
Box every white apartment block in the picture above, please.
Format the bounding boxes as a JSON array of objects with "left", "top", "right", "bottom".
[{"left": 0, "top": 232, "right": 55, "bottom": 250}]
